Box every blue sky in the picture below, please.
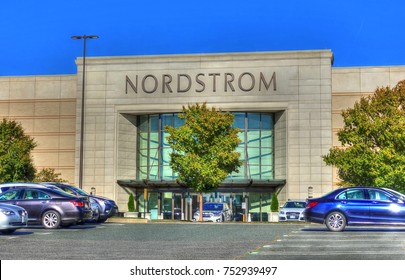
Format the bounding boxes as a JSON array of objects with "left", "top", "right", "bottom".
[{"left": 1, "top": 0, "right": 404, "bottom": 76}]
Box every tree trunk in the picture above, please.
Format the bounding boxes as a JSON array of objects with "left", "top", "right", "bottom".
[{"left": 199, "top": 192, "right": 203, "bottom": 222}]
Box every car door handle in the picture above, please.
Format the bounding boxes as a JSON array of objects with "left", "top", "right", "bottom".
[{"left": 341, "top": 201, "right": 347, "bottom": 204}]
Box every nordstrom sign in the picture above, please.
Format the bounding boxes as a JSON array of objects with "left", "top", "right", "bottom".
[{"left": 125, "top": 71, "right": 277, "bottom": 94}]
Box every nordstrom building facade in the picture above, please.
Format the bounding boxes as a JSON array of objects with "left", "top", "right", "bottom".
[{"left": 1, "top": 50, "right": 404, "bottom": 220}]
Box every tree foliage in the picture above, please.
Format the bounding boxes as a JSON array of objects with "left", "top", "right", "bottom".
[
  {"left": 0, "top": 119, "right": 37, "bottom": 182},
  {"left": 165, "top": 103, "right": 242, "bottom": 221},
  {"left": 34, "top": 168, "right": 67, "bottom": 183},
  {"left": 165, "top": 103, "right": 242, "bottom": 193},
  {"left": 323, "top": 80, "right": 405, "bottom": 192}
]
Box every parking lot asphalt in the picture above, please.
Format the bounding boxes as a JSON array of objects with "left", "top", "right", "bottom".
[
  {"left": 0, "top": 222, "right": 301, "bottom": 260},
  {"left": 244, "top": 224, "right": 405, "bottom": 260},
  {"left": 1, "top": 222, "right": 405, "bottom": 260}
]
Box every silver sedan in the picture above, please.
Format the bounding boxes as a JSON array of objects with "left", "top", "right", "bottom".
[{"left": 0, "top": 203, "right": 28, "bottom": 234}]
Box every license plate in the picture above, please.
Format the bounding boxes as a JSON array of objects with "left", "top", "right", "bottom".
[{"left": 289, "top": 216, "right": 297, "bottom": 219}]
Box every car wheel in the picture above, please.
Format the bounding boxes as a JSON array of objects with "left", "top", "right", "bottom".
[
  {"left": 1, "top": 229, "right": 16, "bottom": 235},
  {"left": 42, "top": 210, "right": 61, "bottom": 229},
  {"left": 325, "top": 211, "right": 346, "bottom": 232},
  {"left": 92, "top": 209, "right": 100, "bottom": 222}
]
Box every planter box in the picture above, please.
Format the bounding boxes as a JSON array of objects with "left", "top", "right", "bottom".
[
  {"left": 268, "top": 212, "right": 279, "bottom": 222},
  {"left": 123, "top": 212, "right": 139, "bottom": 218}
]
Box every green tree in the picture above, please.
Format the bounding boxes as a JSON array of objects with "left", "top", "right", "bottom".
[
  {"left": 165, "top": 103, "right": 242, "bottom": 221},
  {"left": 34, "top": 168, "right": 67, "bottom": 183},
  {"left": 323, "top": 80, "right": 405, "bottom": 192},
  {"left": 0, "top": 119, "right": 37, "bottom": 182}
]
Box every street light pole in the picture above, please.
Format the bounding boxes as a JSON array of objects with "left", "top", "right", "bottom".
[{"left": 71, "top": 35, "right": 99, "bottom": 189}]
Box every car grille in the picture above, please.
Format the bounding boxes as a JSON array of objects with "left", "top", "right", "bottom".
[{"left": 286, "top": 212, "right": 300, "bottom": 220}]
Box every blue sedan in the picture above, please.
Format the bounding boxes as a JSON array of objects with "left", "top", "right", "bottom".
[{"left": 304, "top": 187, "right": 405, "bottom": 231}]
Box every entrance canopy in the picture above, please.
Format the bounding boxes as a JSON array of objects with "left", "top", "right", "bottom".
[{"left": 117, "top": 179, "right": 286, "bottom": 193}]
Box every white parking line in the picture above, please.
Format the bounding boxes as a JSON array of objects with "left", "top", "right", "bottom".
[{"left": 254, "top": 225, "right": 405, "bottom": 259}]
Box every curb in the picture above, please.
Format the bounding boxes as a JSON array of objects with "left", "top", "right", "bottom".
[{"left": 106, "top": 217, "right": 150, "bottom": 224}]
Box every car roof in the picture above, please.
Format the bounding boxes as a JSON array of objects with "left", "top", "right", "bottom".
[
  {"left": 334, "top": 186, "right": 400, "bottom": 193},
  {"left": 0, "top": 182, "right": 49, "bottom": 189},
  {"left": 0, "top": 182, "right": 47, "bottom": 186},
  {"left": 0, "top": 186, "right": 76, "bottom": 197}
]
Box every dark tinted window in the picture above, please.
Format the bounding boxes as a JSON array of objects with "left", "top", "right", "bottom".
[
  {"left": 337, "top": 189, "right": 365, "bottom": 200},
  {"left": 0, "top": 186, "right": 11, "bottom": 193}
]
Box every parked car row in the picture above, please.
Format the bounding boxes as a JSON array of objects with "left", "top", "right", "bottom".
[
  {"left": 42, "top": 182, "right": 118, "bottom": 223},
  {"left": 0, "top": 182, "right": 118, "bottom": 233},
  {"left": 2, "top": 182, "right": 404, "bottom": 234}
]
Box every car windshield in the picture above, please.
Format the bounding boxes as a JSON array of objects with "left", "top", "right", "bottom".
[
  {"left": 52, "top": 183, "right": 89, "bottom": 196},
  {"left": 66, "top": 185, "right": 89, "bottom": 196},
  {"left": 284, "top": 201, "right": 306, "bottom": 208},
  {"left": 48, "top": 189, "right": 76, "bottom": 198},
  {"left": 203, "top": 203, "right": 223, "bottom": 211}
]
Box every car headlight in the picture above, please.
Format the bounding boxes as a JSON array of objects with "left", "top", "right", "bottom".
[{"left": 1, "top": 210, "right": 16, "bottom": 216}]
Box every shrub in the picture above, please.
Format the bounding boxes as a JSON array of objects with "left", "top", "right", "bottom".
[
  {"left": 127, "top": 193, "right": 135, "bottom": 212},
  {"left": 271, "top": 193, "right": 279, "bottom": 212}
]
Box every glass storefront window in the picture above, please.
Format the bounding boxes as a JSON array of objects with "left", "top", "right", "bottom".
[{"left": 137, "top": 112, "right": 274, "bottom": 181}]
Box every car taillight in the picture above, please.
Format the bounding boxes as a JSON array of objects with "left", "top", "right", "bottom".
[
  {"left": 307, "top": 201, "right": 319, "bottom": 209},
  {"left": 70, "top": 201, "right": 84, "bottom": 207}
]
